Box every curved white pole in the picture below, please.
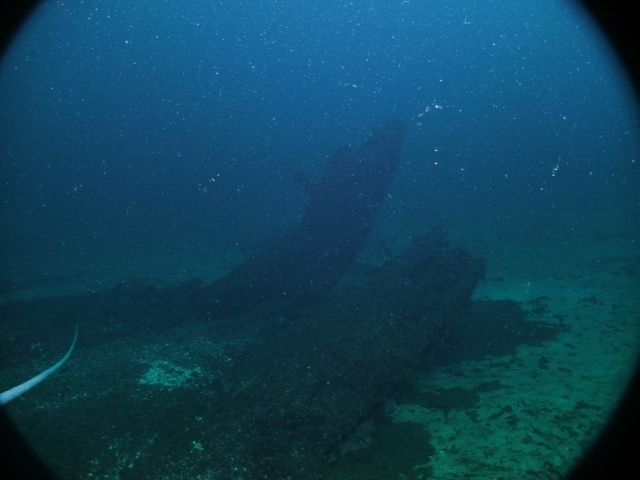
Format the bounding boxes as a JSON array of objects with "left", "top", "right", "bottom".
[{"left": 0, "top": 325, "right": 79, "bottom": 406}]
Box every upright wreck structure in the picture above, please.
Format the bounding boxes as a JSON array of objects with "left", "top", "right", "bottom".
[{"left": 202, "top": 119, "right": 409, "bottom": 316}]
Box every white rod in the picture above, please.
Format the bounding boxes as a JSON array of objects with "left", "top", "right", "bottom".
[{"left": 0, "top": 325, "right": 79, "bottom": 406}]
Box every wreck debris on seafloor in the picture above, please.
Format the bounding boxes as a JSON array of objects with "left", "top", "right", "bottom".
[{"left": 186, "top": 120, "right": 487, "bottom": 478}]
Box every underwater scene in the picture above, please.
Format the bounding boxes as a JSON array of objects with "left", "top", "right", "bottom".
[{"left": 0, "top": 1, "right": 639, "bottom": 479}]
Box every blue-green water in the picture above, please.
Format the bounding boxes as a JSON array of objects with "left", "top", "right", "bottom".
[{"left": 1, "top": 1, "right": 639, "bottom": 479}]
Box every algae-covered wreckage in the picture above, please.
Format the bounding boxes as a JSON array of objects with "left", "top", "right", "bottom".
[
  {"left": 187, "top": 119, "right": 487, "bottom": 477},
  {"left": 0, "top": 120, "right": 562, "bottom": 479}
]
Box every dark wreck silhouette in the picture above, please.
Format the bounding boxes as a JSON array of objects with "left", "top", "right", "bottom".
[
  {"left": 188, "top": 119, "right": 488, "bottom": 477},
  {"left": 200, "top": 119, "right": 409, "bottom": 317}
]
